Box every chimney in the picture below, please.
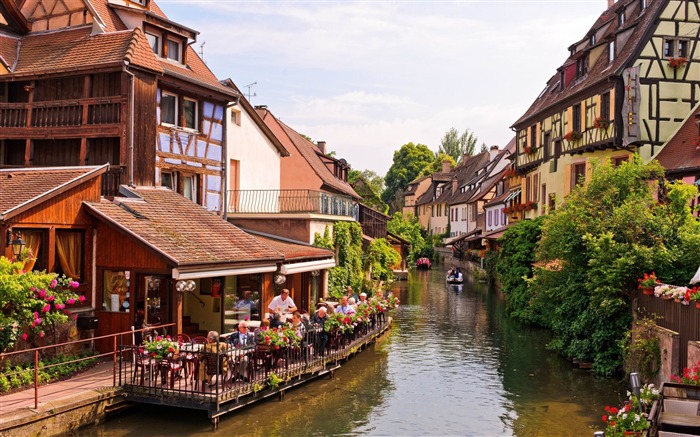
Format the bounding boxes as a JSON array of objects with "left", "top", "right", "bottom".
[
  {"left": 452, "top": 176, "right": 458, "bottom": 195},
  {"left": 316, "top": 141, "right": 326, "bottom": 153},
  {"left": 489, "top": 145, "right": 500, "bottom": 160},
  {"left": 441, "top": 160, "right": 451, "bottom": 174}
]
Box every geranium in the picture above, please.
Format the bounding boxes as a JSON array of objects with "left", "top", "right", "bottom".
[
  {"left": 638, "top": 272, "right": 660, "bottom": 289},
  {"left": 523, "top": 146, "right": 534, "bottom": 155},
  {"left": 324, "top": 312, "right": 355, "bottom": 334},
  {"left": 257, "top": 326, "right": 300, "bottom": 348},
  {"left": 670, "top": 361, "right": 700, "bottom": 385},
  {"left": 668, "top": 57, "right": 688, "bottom": 69},
  {"left": 563, "top": 130, "right": 582, "bottom": 142},
  {"left": 143, "top": 335, "right": 178, "bottom": 360},
  {"left": 602, "top": 402, "right": 650, "bottom": 436},
  {"left": 688, "top": 287, "right": 700, "bottom": 302},
  {"left": 594, "top": 117, "right": 610, "bottom": 129}
]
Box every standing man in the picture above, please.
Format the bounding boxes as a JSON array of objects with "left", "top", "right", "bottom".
[
  {"left": 268, "top": 288, "right": 297, "bottom": 315},
  {"left": 346, "top": 286, "right": 359, "bottom": 303}
]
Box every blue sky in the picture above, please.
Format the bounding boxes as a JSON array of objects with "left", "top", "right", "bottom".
[{"left": 160, "top": 0, "right": 607, "bottom": 176}]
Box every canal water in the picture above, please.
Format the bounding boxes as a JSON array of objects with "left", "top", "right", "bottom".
[{"left": 86, "top": 267, "right": 626, "bottom": 436}]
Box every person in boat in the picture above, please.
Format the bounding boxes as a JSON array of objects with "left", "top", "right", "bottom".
[
  {"left": 455, "top": 267, "right": 461, "bottom": 276},
  {"left": 447, "top": 266, "right": 455, "bottom": 277}
]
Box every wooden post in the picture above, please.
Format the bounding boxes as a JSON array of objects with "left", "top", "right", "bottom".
[
  {"left": 34, "top": 350, "right": 39, "bottom": 409},
  {"left": 113, "top": 336, "right": 117, "bottom": 387}
]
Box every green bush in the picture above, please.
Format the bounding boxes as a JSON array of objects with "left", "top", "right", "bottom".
[{"left": 0, "top": 353, "right": 98, "bottom": 393}]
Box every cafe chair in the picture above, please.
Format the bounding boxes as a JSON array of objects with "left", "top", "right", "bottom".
[
  {"left": 132, "top": 351, "right": 155, "bottom": 386},
  {"left": 203, "top": 352, "right": 229, "bottom": 390}
]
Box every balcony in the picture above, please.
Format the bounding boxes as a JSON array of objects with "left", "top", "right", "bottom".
[
  {"left": 226, "top": 189, "right": 358, "bottom": 219},
  {"left": 0, "top": 97, "right": 124, "bottom": 138}
]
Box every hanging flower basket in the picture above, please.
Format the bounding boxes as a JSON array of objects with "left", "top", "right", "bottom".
[
  {"left": 593, "top": 117, "right": 610, "bottom": 130},
  {"left": 668, "top": 57, "right": 688, "bottom": 69}
]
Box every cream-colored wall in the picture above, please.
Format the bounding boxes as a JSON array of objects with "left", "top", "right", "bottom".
[
  {"left": 183, "top": 276, "right": 237, "bottom": 334},
  {"left": 430, "top": 203, "right": 448, "bottom": 235},
  {"left": 226, "top": 107, "right": 282, "bottom": 191}
]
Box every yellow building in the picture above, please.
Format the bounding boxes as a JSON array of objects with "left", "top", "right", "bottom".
[{"left": 511, "top": 0, "right": 700, "bottom": 216}]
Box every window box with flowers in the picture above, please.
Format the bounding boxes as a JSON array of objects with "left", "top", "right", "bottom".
[
  {"left": 688, "top": 287, "right": 700, "bottom": 308},
  {"left": 523, "top": 146, "right": 536, "bottom": 155},
  {"left": 637, "top": 272, "right": 659, "bottom": 295},
  {"left": 504, "top": 168, "right": 517, "bottom": 178},
  {"left": 524, "top": 201, "right": 537, "bottom": 211},
  {"left": 563, "top": 130, "right": 582, "bottom": 142},
  {"left": 593, "top": 117, "right": 610, "bottom": 130},
  {"left": 668, "top": 56, "right": 688, "bottom": 69}
]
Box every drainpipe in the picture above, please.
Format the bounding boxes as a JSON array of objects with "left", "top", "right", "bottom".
[{"left": 123, "top": 62, "right": 135, "bottom": 187}]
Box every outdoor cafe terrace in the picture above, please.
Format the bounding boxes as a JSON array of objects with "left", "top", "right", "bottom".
[{"left": 117, "top": 310, "right": 392, "bottom": 421}]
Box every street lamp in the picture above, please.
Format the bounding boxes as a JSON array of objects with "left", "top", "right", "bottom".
[
  {"left": 630, "top": 372, "right": 643, "bottom": 413},
  {"left": 6, "top": 230, "right": 25, "bottom": 259}
]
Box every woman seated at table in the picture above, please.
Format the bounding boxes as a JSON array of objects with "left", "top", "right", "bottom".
[
  {"left": 289, "top": 311, "right": 306, "bottom": 337},
  {"left": 198, "top": 330, "right": 228, "bottom": 386}
]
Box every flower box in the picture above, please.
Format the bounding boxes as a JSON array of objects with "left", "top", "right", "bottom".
[
  {"left": 563, "top": 130, "right": 582, "bottom": 142},
  {"left": 668, "top": 57, "right": 688, "bottom": 69},
  {"left": 593, "top": 117, "right": 610, "bottom": 130}
]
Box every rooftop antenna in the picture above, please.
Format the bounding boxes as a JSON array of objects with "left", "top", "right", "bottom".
[
  {"left": 244, "top": 81, "right": 257, "bottom": 102},
  {"left": 199, "top": 41, "right": 206, "bottom": 63}
]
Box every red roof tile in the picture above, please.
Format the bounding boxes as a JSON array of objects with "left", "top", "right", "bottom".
[
  {"left": 0, "top": 33, "right": 18, "bottom": 69},
  {"left": 655, "top": 103, "right": 700, "bottom": 173},
  {"left": 93, "top": 0, "right": 128, "bottom": 32},
  {"left": 85, "top": 187, "right": 284, "bottom": 266},
  {"left": 0, "top": 166, "right": 106, "bottom": 219},
  {"left": 159, "top": 46, "right": 238, "bottom": 97}
]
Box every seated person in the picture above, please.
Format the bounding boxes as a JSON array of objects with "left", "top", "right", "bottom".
[
  {"left": 358, "top": 292, "right": 369, "bottom": 305},
  {"left": 198, "top": 331, "right": 228, "bottom": 385},
  {"left": 290, "top": 311, "right": 306, "bottom": 337},
  {"left": 269, "top": 311, "right": 286, "bottom": 329},
  {"left": 268, "top": 288, "right": 297, "bottom": 315},
  {"left": 229, "top": 321, "right": 256, "bottom": 348},
  {"left": 310, "top": 306, "right": 330, "bottom": 355},
  {"left": 336, "top": 296, "right": 356, "bottom": 315}
]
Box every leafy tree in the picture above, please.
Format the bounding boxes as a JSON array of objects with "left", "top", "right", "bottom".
[
  {"left": 499, "top": 156, "right": 700, "bottom": 375},
  {"left": 422, "top": 153, "right": 456, "bottom": 176},
  {"left": 382, "top": 142, "right": 434, "bottom": 206},
  {"left": 349, "top": 169, "right": 387, "bottom": 212},
  {"left": 365, "top": 238, "right": 401, "bottom": 281},
  {"left": 438, "top": 128, "right": 478, "bottom": 162},
  {"left": 387, "top": 212, "right": 431, "bottom": 262}
]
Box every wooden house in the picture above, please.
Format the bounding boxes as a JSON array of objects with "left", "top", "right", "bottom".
[
  {"left": 0, "top": 0, "right": 238, "bottom": 213},
  {"left": 511, "top": 0, "right": 700, "bottom": 217}
]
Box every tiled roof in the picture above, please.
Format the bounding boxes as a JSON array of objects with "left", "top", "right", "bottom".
[
  {"left": 258, "top": 108, "right": 360, "bottom": 199},
  {"left": 655, "top": 103, "right": 700, "bottom": 173},
  {"left": 93, "top": 0, "right": 128, "bottom": 32},
  {"left": 0, "top": 166, "right": 106, "bottom": 219},
  {"left": 159, "top": 46, "right": 239, "bottom": 98},
  {"left": 84, "top": 187, "right": 284, "bottom": 266},
  {"left": 436, "top": 152, "right": 491, "bottom": 205},
  {"left": 0, "top": 33, "right": 18, "bottom": 69},
  {"left": 512, "top": 0, "right": 664, "bottom": 127},
  {"left": 9, "top": 27, "right": 162, "bottom": 76},
  {"left": 246, "top": 233, "right": 334, "bottom": 261}
]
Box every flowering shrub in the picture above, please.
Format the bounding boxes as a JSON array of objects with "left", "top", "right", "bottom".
[
  {"left": 601, "top": 383, "right": 657, "bottom": 437},
  {"left": 416, "top": 257, "right": 431, "bottom": 269},
  {"left": 258, "top": 326, "right": 301, "bottom": 348},
  {"left": 638, "top": 272, "right": 660, "bottom": 289},
  {"left": 524, "top": 201, "right": 538, "bottom": 211},
  {"left": 670, "top": 361, "right": 700, "bottom": 385},
  {"left": 668, "top": 57, "right": 688, "bottom": 69},
  {"left": 563, "top": 130, "right": 582, "bottom": 142},
  {"left": 594, "top": 117, "right": 610, "bottom": 129},
  {"left": 0, "top": 257, "right": 84, "bottom": 351}
]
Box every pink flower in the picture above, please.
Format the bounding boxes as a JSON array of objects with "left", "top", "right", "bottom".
[
  {"left": 38, "top": 289, "right": 47, "bottom": 298},
  {"left": 55, "top": 303, "right": 65, "bottom": 310},
  {"left": 33, "top": 311, "right": 39, "bottom": 318},
  {"left": 66, "top": 298, "right": 76, "bottom": 305},
  {"left": 21, "top": 333, "right": 28, "bottom": 341},
  {"left": 79, "top": 295, "right": 86, "bottom": 303},
  {"left": 50, "top": 279, "right": 57, "bottom": 289},
  {"left": 39, "top": 331, "right": 45, "bottom": 338},
  {"left": 41, "top": 304, "right": 50, "bottom": 313},
  {"left": 72, "top": 315, "right": 77, "bottom": 320},
  {"left": 46, "top": 295, "right": 55, "bottom": 302},
  {"left": 34, "top": 317, "right": 42, "bottom": 325},
  {"left": 69, "top": 281, "right": 79, "bottom": 288}
]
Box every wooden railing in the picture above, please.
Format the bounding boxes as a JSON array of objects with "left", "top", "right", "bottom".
[
  {"left": 227, "top": 189, "right": 358, "bottom": 218},
  {"left": 359, "top": 203, "right": 388, "bottom": 239},
  {"left": 0, "top": 97, "right": 123, "bottom": 128},
  {"left": 101, "top": 166, "right": 125, "bottom": 198}
]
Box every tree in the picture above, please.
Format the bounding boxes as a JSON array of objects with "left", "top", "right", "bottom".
[
  {"left": 382, "top": 142, "right": 434, "bottom": 206},
  {"left": 387, "top": 212, "right": 430, "bottom": 262},
  {"left": 422, "top": 153, "right": 456, "bottom": 176},
  {"left": 438, "top": 128, "right": 478, "bottom": 162},
  {"left": 349, "top": 169, "right": 387, "bottom": 212}
]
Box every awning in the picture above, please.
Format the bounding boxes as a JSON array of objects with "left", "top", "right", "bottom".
[
  {"left": 504, "top": 189, "right": 521, "bottom": 202},
  {"left": 282, "top": 258, "right": 336, "bottom": 275},
  {"left": 172, "top": 265, "right": 277, "bottom": 280}
]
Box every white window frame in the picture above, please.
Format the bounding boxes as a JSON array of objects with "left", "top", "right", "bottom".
[
  {"left": 183, "top": 97, "right": 198, "bottom": 131},
  {"left": 161, "top": 92, "right": 177, "bottom": 126},
  {"left": 182, "top": 174, "right": 198, "bottom": 203}
]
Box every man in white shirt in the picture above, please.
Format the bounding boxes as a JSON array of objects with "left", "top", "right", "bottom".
[{"left": 268, "top": 288, "right": 297, "bottom": 315}]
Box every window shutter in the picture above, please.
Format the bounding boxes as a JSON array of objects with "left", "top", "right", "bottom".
[
  {"left": 564, "top": 164, "right": 572, "bottom": 196},
  {"left": 585, "top": 160, "right": 592, "bottom": 184}
]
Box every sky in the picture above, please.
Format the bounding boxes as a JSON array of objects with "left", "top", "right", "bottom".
[{"left": 159, "top": 0, "right": 608, "bottom": 177}]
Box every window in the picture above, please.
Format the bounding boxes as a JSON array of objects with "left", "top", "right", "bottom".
[
  {"left": 55, "top": 230, "right": 84, "bottom": 283},
  {"left": 665, "top": 38, "right": 689, "bottom": 58},
  {"left": 530, "top": 125, "right": 537, "bottom": 149},
  {"left": 601, "top": 92, "right": 611, "bottom": 121},
  {"left": 572, "top": 104, "right": 581, "bottom": 132},
  {"left": 618, "top": 10, "right": 625, "bottom": 26},
  {"left": 231, "top": 109, "right": 241, "bottom": 126},
  {"left": 166, "top": 39, "right": 181, "bottom": 62},
  {"left": 469, "top": 204, "right": 477, "bottom": 221},
  {"left": 462, "top": 207, "right": 467, "bottom": 221},
  {"left": 161, "top": 92, "right": 176, "bottom": 125},
  {"left": 183, "top": 98, "right": 198, "bottom": 130},
  {"left": 182, "top": 174, "right": 198, "bottom": 202},
  {"left": 572, "top": 163, "right": 586, "bottom": 190},
  {"left": 612, "top": 156, "right": 629, "bottom": 167},
  {"left": 541, "top": 184, "right": 546, "bottom": 214},
  {"left": 641, "top": 0, "right": 646, "bottom": 10},
  {"left": 102, "top": 270, "right": 129, "bottom": 312},
  {"left": 146, "top": 32, "right": 160, "bottom": 55},
  {"left": 161, "top": 171, "right": 176, "bottom": 190},
  {"left": 609, "top": 41, "right": 615, "bottom": 62},
  {"left": 487, "top": 211, "right": 492, "bottom": 227},
  {"left": 590, "top": 34, "right": 596, "bottom": 45},
  {"left": 533, "top": 173, "right": 540, "bottom": 202},
  {"left": 576, "top": 56, "right": 588, "bottom": 78}
]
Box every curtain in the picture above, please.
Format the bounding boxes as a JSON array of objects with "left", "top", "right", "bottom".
[
  {"left": 23, "top": 231, "right": 41, "bottom": 259},
  {"left": 103, "top": 270, "right": 127, "bottom": 312},
  {"left": 55, "top": 231, "right": 82, "bottom": 281}
]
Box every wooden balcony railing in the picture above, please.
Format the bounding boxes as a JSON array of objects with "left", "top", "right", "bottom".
[
  {"left": 0, "top": 97, "right": 123, "bottom": 129},
  {"left": 227, "top": 189, "right": 358, "bottom": 218},
  {"left": 359, "top": 204, "right": 388, "bottom": 239},
  {"left": 101, "top": 166, "right": 125, "bottom": 198}
]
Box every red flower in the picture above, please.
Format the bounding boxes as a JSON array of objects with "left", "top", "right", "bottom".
[
  {"left": 610, "top": 407, "right": 619, "bottom": 414},
  {"left": 602, "top": 415, "right": 607, "bottom": 423},
  {"left": 344, "top": 317, "right": 352, "bottom": 324}
]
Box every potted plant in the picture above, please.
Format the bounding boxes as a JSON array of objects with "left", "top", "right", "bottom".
[
  {"left": 593, "top": 117, "right": 610, "bottom": 129},
  {"left": 672, "top": 286, "right": 688, "bottom": 303},
  {"left": 523, "top": 146, "right": 532, "bottom": 155},
  {"left": 688, "top": 287, "right": 700, "bottom": 308},
  {"left": 601, "top": 402, "right": 651, "bottom": 436},
  {"left": 564, "top": 130, "right": 582, "bottom": 142},
  {"left": 637, "top": 272, "right": 659, "bottom": 295},
  {"left": 142, "top": 335, "right": 178, "bottom": 360},
  {"left": 670, "top": 361, "right": 700, "bottom": 385},
  {"left": 668, "top": 56, "right": 688, "bottom": 69}
]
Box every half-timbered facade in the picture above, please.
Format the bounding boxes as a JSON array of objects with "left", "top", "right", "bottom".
[
  {"left": 0, "top": 0, "right": 238, "bottom": 213},
  {"left": 512, "top": 0, "right": 700, "bottom": 217}
]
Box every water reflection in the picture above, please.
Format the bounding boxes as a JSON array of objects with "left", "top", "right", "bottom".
[{"left": 88, "top": 267, "right": 624, "bottom": 436}]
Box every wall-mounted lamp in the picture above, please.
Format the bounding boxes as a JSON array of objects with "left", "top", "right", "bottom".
[
  {"left": 6, "top": 229, "right": 25, "bottom": 259},
  {"left": 175, "top": 279, "right": 196, "bottom": 294},
  {"left": 274, "top": 274, "right": 286, "bottom": 285},
  {"left": 310, "top": 270, "right": 320, "bottom": 277}
]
